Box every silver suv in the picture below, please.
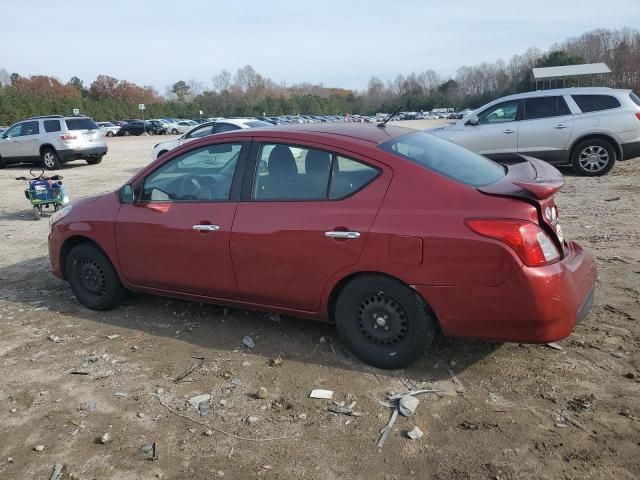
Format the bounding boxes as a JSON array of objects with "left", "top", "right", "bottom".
[
  {"left": 428, "top": 87, "right": 640, "bottom": 176},
  {"left": 0, "top": 115, "right": 108, "bottom": 170}
]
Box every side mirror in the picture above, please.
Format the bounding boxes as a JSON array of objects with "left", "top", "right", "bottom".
[
  {"left": 466, "top": 115, "right": 479, "bottom": 126},
  {"left": 119, "top": 184, "right": 135, "bottom": 204}
]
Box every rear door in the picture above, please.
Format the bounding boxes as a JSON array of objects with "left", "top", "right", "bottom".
[
  {"left": 115, "top": 141, "right": 249, "bottom": 297},
  {"left": 463, "top": 100, "right": 520, "bottom": 159},
  {"left": 517, "top": 96, "right": 574, "bottom": 162},
  {"left": 230, "top": 139, "right": 391, "bottom": 311}
]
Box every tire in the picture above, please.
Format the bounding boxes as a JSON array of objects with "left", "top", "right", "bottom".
[
  {"left": 124, "top": 130, "right": 131, "bottom": 136},
  {"left": 335, "top": 275, "right": 437, "bottom": 369},
  {"left": 158, "top": 150, "right": 168, "bottom": 158},
  {"left": 171, "top": 128, "right": 178, "bottom": 134},
  {"left": 106, "top": 131, "right": 114, "bottom": 137},
  {"left": 41, "top": 147, "right": 62, "bottom": 170},
  {"left": 32, "top": 206, "right": 41, "bottom": 220},
  {"left": 66, "top": 243, "right": 126, "bottom": 311},
  {"left": 0, "top": 156, "right": 5, "bottom": 169},
  {"left": 148, "top": 130, "right": 155, "bottom": 136},
  {"left": 86, "top": 155, "right": 103, "bottom": 165},
  {"left": 571, "top": 139, "right": 616, "bottom": 176}
]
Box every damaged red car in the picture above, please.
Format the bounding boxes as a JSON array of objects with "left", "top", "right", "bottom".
[{"left": 48, "top": 123, "right": 597, "bottom": 369}]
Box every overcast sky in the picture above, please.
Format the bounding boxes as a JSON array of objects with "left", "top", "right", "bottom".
[{"left": 1, "top": 0, "right": 638, "bottom": 92}]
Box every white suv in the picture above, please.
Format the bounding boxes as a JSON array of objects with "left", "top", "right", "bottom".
[
  {"left": 0, "top": 115, "right": 107, "bottom": 170},
  {"left": 428, "top": 87, "right": 640, "bottom": 176}
]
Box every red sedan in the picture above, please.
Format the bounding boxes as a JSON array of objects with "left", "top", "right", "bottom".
[{"left": 48, "top": 123, "right": 597, "bottom": 369}]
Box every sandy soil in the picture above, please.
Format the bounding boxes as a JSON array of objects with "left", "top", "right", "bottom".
[{"left": 0, "top": 125, "right": 638, "bottom": 480}]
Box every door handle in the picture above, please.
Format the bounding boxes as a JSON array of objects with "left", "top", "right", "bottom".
[
  {"left": 554, "top": 124, "right": 568, "bottom": 129},
  {"left": 502, "top": 129, "right": 515, "bottom": 134},
  {"left": 192, "top": 224, "right": 220, "bottom": 231},
  {"left": 325, "top": 231, "right": 361, "bottom": 239}
]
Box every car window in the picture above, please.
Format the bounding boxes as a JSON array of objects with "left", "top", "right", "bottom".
[
  {"left": 44, "top": 120, "right": 61, "bottom": 133},
  {"left": 4, "top": 123, "right": 24, "bottom": 138},
  {"left": 214, "top": 123, "right": 241, "bottom": 133},
  {"left": 477, "top": 100, "right": 519, "bottom": 124},
  {"left": 188, "top": 125, "right": 214, "bottom": 138},
  {"left": 142, "top": 143, "right": 243, "bottom": 202},
  {"left": 65, "top": 118, "right": 99, "bottom": 130},
  {"left": 572, "top": 94, "right": 621, "bottom": 113},
  {"left": 19, "top": 121, "right": 40, "bottom": 136},
  {"left": 524, "top": 96, "right": 570, "bottom": 120},
  {"left": 245, "top": 120, "right": 273, "bottom": 128},
  {"left": 629, "top": 92, "right": 640, "bottom": 107},
  {"left": 329, "top": 156, "right": 379, "bottom": 199},
  {"left": 380, "top": 131, "right": 506, "bottom": 187}
]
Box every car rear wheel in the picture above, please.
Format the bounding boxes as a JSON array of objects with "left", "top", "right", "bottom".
[
  {"left": 335, "top": 275, "right": 436, "bottom": 369},
  {"left": 86, "top": 156, "right": 103, "bottom": 165},
  {"left": 106, "top": 131, "right": 114, "bottom": 137},
  {"left": 571, "top": 139, "right": 616, "bottom": 176},
  {"left": 41, "top": 148, "right": 61, "bottom": 170},
  {"left": 66, "top": 243, "right": 126, "bottom": 311},
  {"left": 172, "top": 128, "right": 178, "bottom": 134},
  {"left": 124, "top": 130, "right": 131, "bottom": 136}
]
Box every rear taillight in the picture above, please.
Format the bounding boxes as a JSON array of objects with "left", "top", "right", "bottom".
[
  {"left": 59, "top": 133, "right": 77, "bottom": 141},
  {"left": 465, "top": 219, "right": 560, "bottom": 267},
  {"left": 635, "top": 112, "right": 640, "bottom": 121}
]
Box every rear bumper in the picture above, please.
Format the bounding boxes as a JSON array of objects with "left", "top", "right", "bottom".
[
  {"left": 621, "top": 141, "right": 640, "bottom": 160},
  {"left": 58, "top": 146, "right": 108, "bottom": 162},
  {"left": 416, "top": 241, "right": 597, "bottom": 343}
]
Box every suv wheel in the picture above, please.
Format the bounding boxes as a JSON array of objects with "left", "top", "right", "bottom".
[
  {"left": 66, "top": 243, "right": 126, "bottom": 311},
  {"left": 171, "top": 128, "right": 178, "bottom": 134},
  {"left": 86, "top": 155, "right": 103, "bottom": 165},
  {"left": 41, "top": 148, "right": 61, "bottom": 170},
  {"left": 335, "top": 275, "right": 437, "bottom": 369},
  {"left": 572, "top": 139, "right": 616, "bottom": 176},
  {"left": 106, "top": 131, "right": 115, "bottom": 137}
]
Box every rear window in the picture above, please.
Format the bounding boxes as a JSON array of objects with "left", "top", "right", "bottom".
[
  {"left": 380, "top": 131, "right": 506, "bottom": 187},
  {"left": 572, "top": 95, "right": 621, "bottom": 113},
  {"left": 44, "top": 120, "right": 61, "bottom": 132},
  {"left": 630, "top": 92, "right": 640, "bottom": 107},
  {"left": 524, "top": 96, "right": 570, "bottom": 120},
  {"left": 246, "top": 120, "right": 273, "bottom": 128},
  {"left": 65, "top": 118, "right": 99, "bottom": 130}
]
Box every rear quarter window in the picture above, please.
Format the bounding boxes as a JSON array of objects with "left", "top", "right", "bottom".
[
  {"left": 380, "top": 131, "right": 506, "bottom": 187},
  {"left": 572, "top": 95, "right": 621, "bottom": 113},
  {"left": 44, "top": 120, "right": 61, "bottom": 132},
  {"left": 630, "top": 92, "right": 640, "bottom": 107},
  {"left": 65, "top": 118, "right": 99, "bottom": 130}
]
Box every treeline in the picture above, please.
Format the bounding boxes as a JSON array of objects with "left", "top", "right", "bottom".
[{"left": 0, "top": 27, "right": 638, "bottom": 125}]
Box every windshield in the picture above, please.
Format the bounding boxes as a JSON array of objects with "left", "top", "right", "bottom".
[{"left": 379, "top": 131, "right": 506, "bottom": 187}]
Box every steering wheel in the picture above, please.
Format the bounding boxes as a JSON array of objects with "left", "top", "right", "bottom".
[{"left": 177, "top": 175, "right": 219, "bottom": 200}]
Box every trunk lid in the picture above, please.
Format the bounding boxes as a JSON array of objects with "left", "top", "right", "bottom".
[{"left": 478, "top": 155, "right": 565, "bottom": 249}]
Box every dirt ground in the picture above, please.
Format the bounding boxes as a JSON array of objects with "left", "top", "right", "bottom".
[{"left": 0, "top": 122, "right": 638, "bottom": 480}]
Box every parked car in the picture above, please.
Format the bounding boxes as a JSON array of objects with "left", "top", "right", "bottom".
[
  {"left": 96, "top": 121, "right": 120, "bottom": 137},
  {"left": 115, "top": 121, "right": 165, "bottom": 136},
  {"left": 151, "top": 118, "right": 273, "bottom": 160},
  {"left": 167, "top": 120, "right": 199, "bottom": 135},
  {"left": 428, "top": 87, "right": 640, "bottom": 176},
  {"left": 48, "top": 123, "right": 596, "bottom": 369},
  {"left": 109, "top": 120, "right": 128, "bottom": 127},
  {"left": 146, "top": 120, "right": 167, "bottom": 134},
  {"left": 0, "top": 115, "right": 107, "bottom": 169}
]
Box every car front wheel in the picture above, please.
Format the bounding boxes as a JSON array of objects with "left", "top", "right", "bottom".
[
  {"left": 66, "top": 243, "right": 126, "bottom": 311},
  {"left": 335, "top": 275, "right": 437, "bottom": 369}
]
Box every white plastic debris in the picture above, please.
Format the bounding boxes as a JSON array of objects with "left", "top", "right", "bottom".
[
  {"left": 407, "top": 426, "right": 424, "bottom": 440},
  {"left": 309, "top": 389, "right": 334, "bottom": 400},
  {"left": 398, "top": 395, "right": 419, "bottom": 417},
  {"left": 188, "top": 394, "right": 211, "bottom": 407},
  {"left": 242, "top": 336, "right": 256, "bottom": 348}
]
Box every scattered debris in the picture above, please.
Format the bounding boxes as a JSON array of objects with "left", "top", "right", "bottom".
[
  {"left": 100, "top": 432, "right": 111, "bottom": 444},
  {"left": 398, "top": 395, "right": 419, "bottom": 417},
  {"left": 106, "top": 334, "right": 120, "bottom": 340},
  {"left": 69, "top": 370, "right": 90, "bottom": 375},
  {"left": 448, "top": 370, "right": 465, "bottom": 391},
  {"left": 137, "top": 412, "right": 145, "bottom": 418},
  {"left": 204, "top": 429, "right": 213, "bottom": 436},
  {"left": 295, "top": 413, "right": 307, "bottom": 420},
  {"left": 151, "top": 442, "right": 158, "bottom": 461},
  {"left": 624, "top": 372, "right": 637, "bottom": 380},
  {"left": 310, "top": 389, "right": 334, "bottom": 400},
  {"left": 245, "top": 416, "right": 259, "bottom": 425},
  {"left": 266, "top": 313, "right": 282, "bottom": 322},
  {"left": 256, "top": 387, "right": 268, "bottom": 399},
  {"left": 188, "top": 394, "right": 211, "bottom": 407},
  {"left": 546, "top": 342, "right": 564, "bottom": 351},
  {"left": 10, "top": 408, "right": 17, "bottom": 413},
  {"left": 198, "top": 403, "right": 209, "bottom": 416},
  {"left": 242, "top": 336, "right": 256, "bottom": 349},
  {"left": 377, "top": 409, "right": 399, "bottom": 448},
  {"left": 406, "top": 426, "right": 424, "bottom": 440},
  {"left": 328, "top": 404, "right": 364, "bottom": 417},
  {"left": 83, "top": 400, "right": 97, "bottom": 412},
  {"left": 268, "top": 356, "right": 283, "bottom": 367},
  {"left": 48, "top": 335, "right": 61, "bottom": 343},
  {"left": 174, "top": 358, "right": 205, "bottom": 383},
  {"left": 114, "top": 392, "right": 128, "bottom": 398},
  {"left": 49, "top": 464, "right": 64, "bottom": 480},
  {"left": 604, "top": 196, "right": 620, "bottom": 202},
  {"left": 387, "top": 389, "right": 443, "bottom": 401},
  {"left": 568, "top": 395, "right": 594, "bottom": 412},
  {"left": 34, "top": 445, "right": 45, "bottom": 452}
]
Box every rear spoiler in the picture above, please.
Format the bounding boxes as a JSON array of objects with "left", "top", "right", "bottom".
[{"left": 478, "top": 155, "right": 564, "bottom": 200}]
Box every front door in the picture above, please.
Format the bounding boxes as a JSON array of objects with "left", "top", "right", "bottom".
[
  {"left": 230, "top": 141, "right": 391, "bottom": 311},
  {"left": 464, "top": 100, "right": 520, "bottom": 159},
  {"left": 115, "top": 142, "right": 248, "bottom": 298}
]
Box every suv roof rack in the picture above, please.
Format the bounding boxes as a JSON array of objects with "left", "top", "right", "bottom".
[{"left": 28, "top": 115, "right": 64, "bottom": 120}]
